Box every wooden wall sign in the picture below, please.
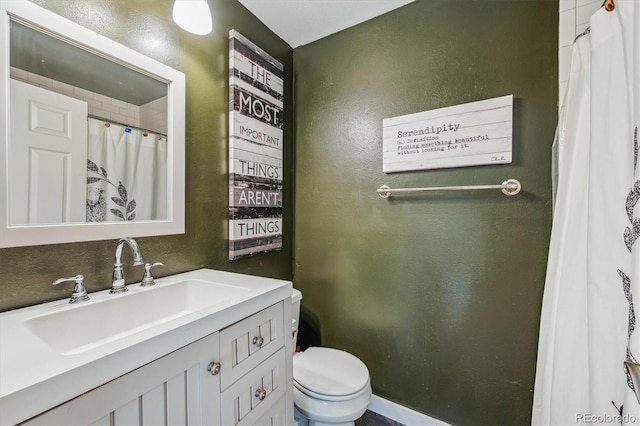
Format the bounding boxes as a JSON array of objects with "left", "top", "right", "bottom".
[
  {"left": 229, "top": 30, "right": 283, "bottom": 260},
  {"left": 382, "top": 95, "right": 513, "bottom": 173}
]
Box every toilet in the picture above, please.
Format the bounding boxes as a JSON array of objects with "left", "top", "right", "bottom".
[{"left": 291, "top": 289, "right": 372, "bottom": 426}]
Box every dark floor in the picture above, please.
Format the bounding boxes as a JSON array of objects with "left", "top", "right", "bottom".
[{"left": 355, "top": 410, "right": 405, "bottom": 426}]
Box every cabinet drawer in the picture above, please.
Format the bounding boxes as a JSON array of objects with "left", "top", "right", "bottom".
[
  {"left": 239, "top": 394, "right": 286, "bottom": 426},
  {"left": 220, "top": 301, "right": 284, "bottom": 389},
  {"left": 221, "top": 347, "right": 287, "bottom": 426}
]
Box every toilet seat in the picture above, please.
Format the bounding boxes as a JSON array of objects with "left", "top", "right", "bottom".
[
  {"left": 294, "top": 377, "right": 371, "bottom": 402},
  {"left": 293, "top": 347, "right": 370, "bottom": 401}
]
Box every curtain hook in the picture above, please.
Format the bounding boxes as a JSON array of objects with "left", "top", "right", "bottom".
[
  {"left": 104, "top": 122, "right": 111, "bottom": 128},
  {"left": 604, "top": 0, "right": 615, "bottom": 12}
]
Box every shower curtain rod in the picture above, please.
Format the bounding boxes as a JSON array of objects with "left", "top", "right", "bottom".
[
  {"left": 88, "top": 114, "right": 167, "bottom": 138},
  {"left": 376, "top": 179, "right": 522, "bottom": 198}
]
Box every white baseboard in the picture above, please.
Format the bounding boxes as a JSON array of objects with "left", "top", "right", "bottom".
[{"left": 368, "top": 395, "right": 450, "bottom": 425}]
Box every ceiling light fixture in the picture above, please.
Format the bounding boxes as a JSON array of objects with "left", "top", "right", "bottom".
[{"left": 172, "top": 0, "right": 212, "bottom": 35}]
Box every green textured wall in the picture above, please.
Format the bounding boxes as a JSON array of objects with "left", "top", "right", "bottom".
[
  {"left": 292, "top": 1, "right": 557, "bottom": 425},
  {"left": 0, "top": 0, "right": 294, "bottom": 312}
]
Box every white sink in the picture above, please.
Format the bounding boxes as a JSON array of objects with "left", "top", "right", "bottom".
[
  {"left": 25, "top": 278, "right": 249, "bottom": 355},
  {"left": 0, "top": 268, "right": 292, "bottom": 426}
]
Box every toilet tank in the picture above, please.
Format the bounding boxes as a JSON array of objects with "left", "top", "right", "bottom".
[{"left": 291, "top": 288, "right": 302, "bottom": 348}]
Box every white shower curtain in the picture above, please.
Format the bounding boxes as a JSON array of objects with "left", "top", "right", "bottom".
[
  {"left": 86, "top": 118, "right": 167, "bottom": 222},
  {"left": 533, "top": 1, "right": 639, "bottom": 425}
]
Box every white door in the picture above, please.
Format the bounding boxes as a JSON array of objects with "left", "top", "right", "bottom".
[{"left": 9, "top": 79, "right": 88, "bottom": 224}]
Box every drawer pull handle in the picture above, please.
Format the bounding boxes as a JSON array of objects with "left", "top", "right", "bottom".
[
  {"left": 207, "top": 361, "right": 221, "bottom": 375},
  {"left": 253, "top": 336, "right": 264, "bottom": 347},
  {"left": 255, "top": 388, "right": 267, "bottom": 401}
]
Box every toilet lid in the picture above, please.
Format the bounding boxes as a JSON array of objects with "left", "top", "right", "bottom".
[{"left": 293, "top": 347, "right": 370, "bottom": 398}]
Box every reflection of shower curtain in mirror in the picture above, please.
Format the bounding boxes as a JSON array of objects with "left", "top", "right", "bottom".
[{"left": 86, "top": 118, "right": 167, "bottom": 222}]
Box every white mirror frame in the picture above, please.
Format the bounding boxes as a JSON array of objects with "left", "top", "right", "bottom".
[{"left": 0, "top": 1, "right": 185, "bottom": 248}]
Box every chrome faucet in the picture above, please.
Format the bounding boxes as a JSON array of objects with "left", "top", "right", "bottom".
[{"left": 110, "top": 237, "right": 144, "bottom": 294}]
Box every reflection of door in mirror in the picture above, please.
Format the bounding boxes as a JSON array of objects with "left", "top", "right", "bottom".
[{"left": 9, "top": 79, "right": 88, "bottom": 225}]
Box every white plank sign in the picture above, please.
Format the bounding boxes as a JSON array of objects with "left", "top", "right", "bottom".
[
  {"left": 382, "top": 95, "right": 513, "bottom": 173},
  {"left": 229, "top": 30, "right": 283, "bottom": 260}
]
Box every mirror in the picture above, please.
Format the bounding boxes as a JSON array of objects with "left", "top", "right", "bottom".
[{"left": 0, "top": 1, "right": 185, "bottom": 248}]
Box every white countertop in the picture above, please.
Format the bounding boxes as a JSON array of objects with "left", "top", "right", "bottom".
[{"left": 0, "top": 268, "right": 292, "bottom": 425}]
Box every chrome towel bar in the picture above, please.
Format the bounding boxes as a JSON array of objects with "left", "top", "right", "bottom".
[{"left": 377, "top": 179, "right": 522, "bottom": 199}]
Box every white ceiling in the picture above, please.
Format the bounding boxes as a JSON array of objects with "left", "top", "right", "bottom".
[{"left": 237, "top": 0, "right": 415, "bottom": 48}]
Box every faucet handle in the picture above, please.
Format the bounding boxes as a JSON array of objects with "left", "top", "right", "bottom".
[
  {"left": 140, "top": 262, "right": 164, "bottom": 287},
  {"left": 52, "top": 275, "right": 90, "bottom": 304}
]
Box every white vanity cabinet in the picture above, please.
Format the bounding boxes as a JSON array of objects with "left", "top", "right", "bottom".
[{"left": 22, "top": 301, "right": 290, "bottom": 426}]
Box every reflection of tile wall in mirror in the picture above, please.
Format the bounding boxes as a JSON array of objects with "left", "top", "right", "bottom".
[
  {"left": 11, "top": 66, "right": 167, "bottom": 135},
  {"left": 10, "top": 20, "right": 167, "bottom": 106},
  {"left": 140, "top": 96, "right": 168, "bottom": 135},
  {"left": 10, "top": 67, "right": 141, "bottom": 128},
  {"left": 11, "top": 67, "right": 168, "bottom": 130},
  {"left": 9, "top": 19, "right": 167, "bottom": 133}
]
